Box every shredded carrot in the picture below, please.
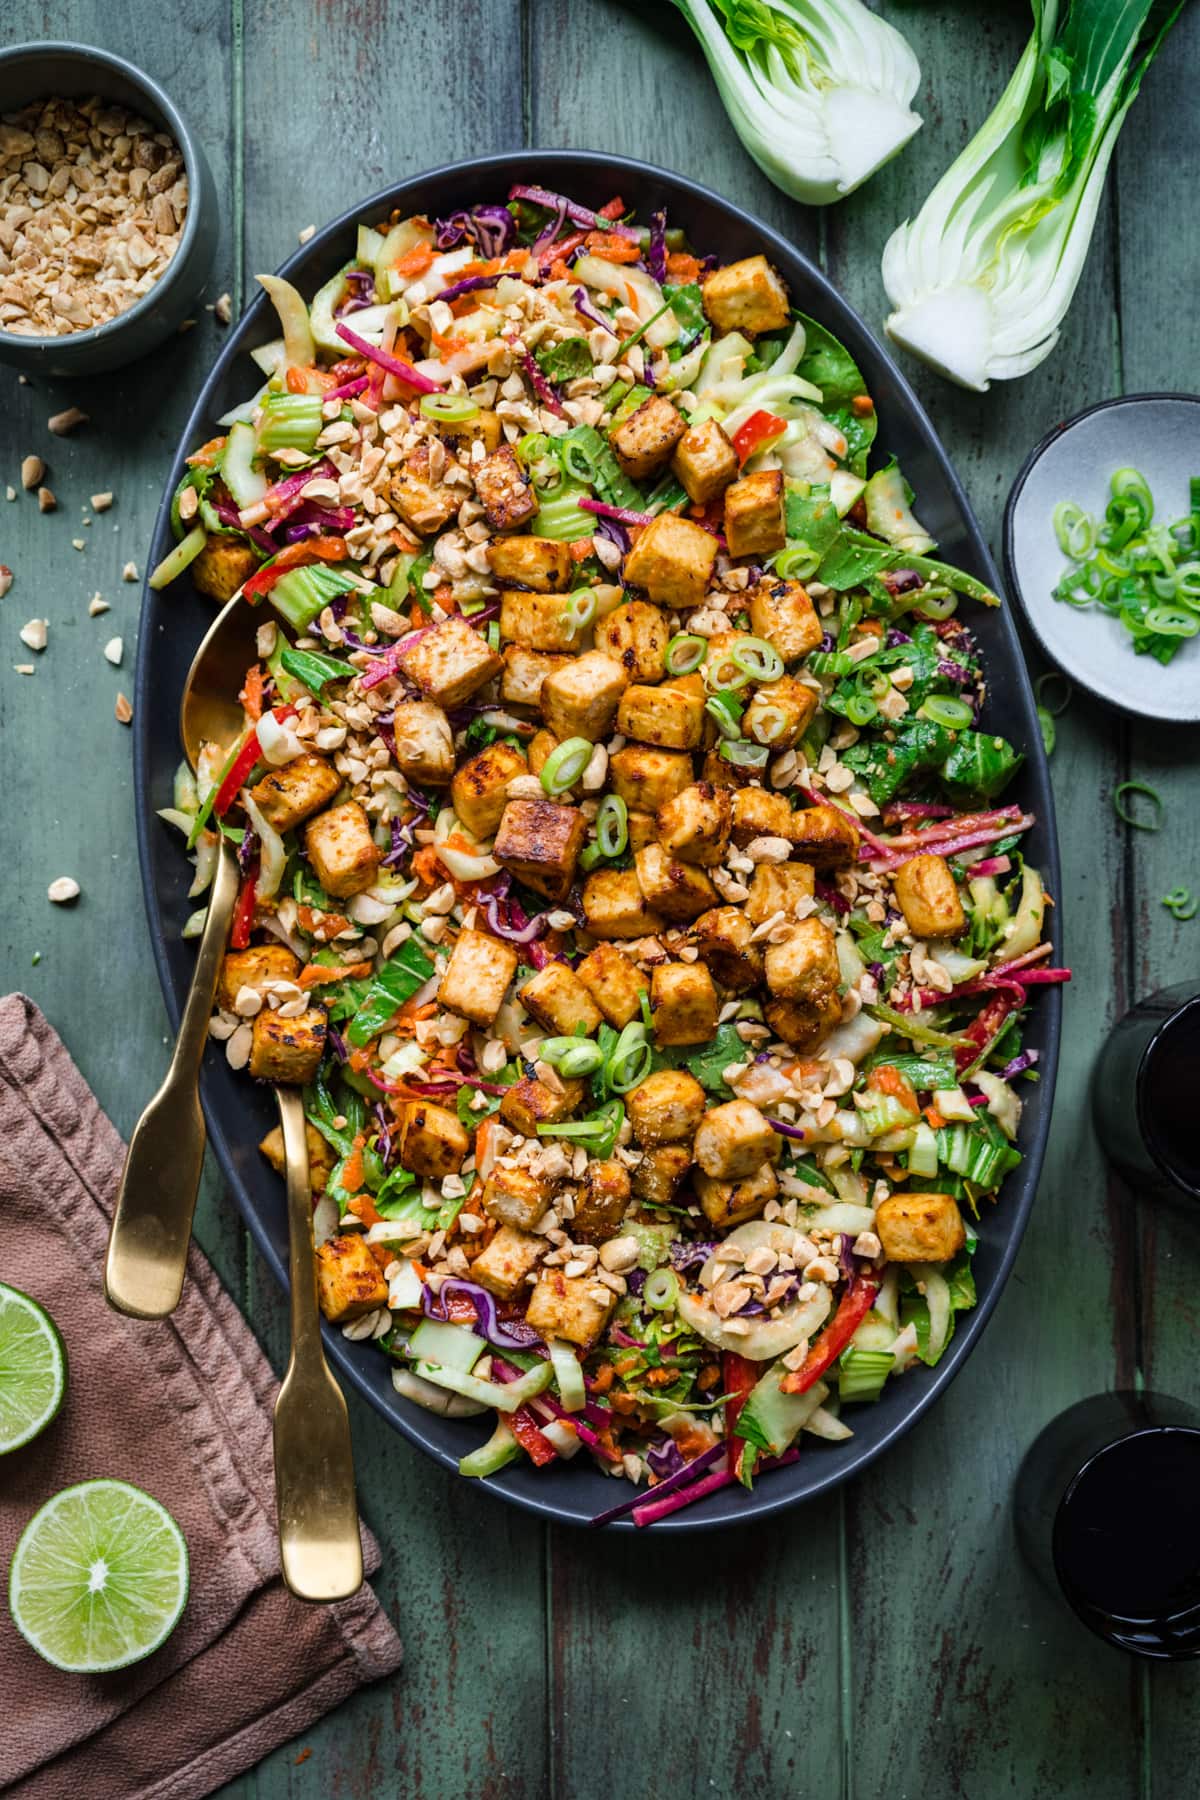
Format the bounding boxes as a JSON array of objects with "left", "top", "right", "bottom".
[
  {"left": 392, "top": 242, "right": 435, "bottom": 278},
  {"left": 608, "top": 1393, "right": 637, "bottom": 1416},
  {"left": 584, "top": 231, "right": 642, "bottom": 264},
  {"left": 549, "top": 258, "right": 572, "bottom": 282},
  {"left": 590, "top": 1363, "right": 616, "bottom": 1394},
  {"left": 433, "top": 581, "right": 454, "bottom": 607},
  {"left": 851, "top": 394, "right": 876, "bottom": 418},
  {"left": 296, "top": 904, "right": 352, "bottom": 940},
  {"left": 643, "top": 1367, "right": 678, "bottom": 1388},
  {"left": 298, "top": 959, "right": 373, "bottom": 990},
  {"left": 185, "top": 436, "right": 226, "bottom": 468},
  {"left": 867, "top": 1064, "right": 921, "bottom": 1115},
  {"left": 340, "top": 1143, "right": 366, "bottom": 1195},
  {"left": 924, "top": 1105, "right": 947, "bottom": 1130},
  {"left": 666, "top": 251, "right": 702, "bottom": 284},
  {"left": 348, "top": 1047, "right": 372, "bottom": 1073},
  {"left": 410, "top": 844, "right": 442, "bottom": 888},
  {"left": 568, "top": 538, "right": 594, "bottom": 561},
  {"left": 285, "top": 365, "right": 315, "bottom": 393},
  {"left": 430, "top": 329, "right": 469, "bottom": 355},
  {"left": 238, "top": 662, "right": 265, "bottom": 721},
  {"left": 614, "top": 1354, "right": 641, "bottom": 1378}
]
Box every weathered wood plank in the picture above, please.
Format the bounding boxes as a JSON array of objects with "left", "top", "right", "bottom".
[
  {"left": 527, "top": 5, "right": 842, "bottom": 1792},
  {"left": 1111, "top": 10, "right": 1200, "bottom": 1784},
  {"left": 227, "top": 7, "right": 546, "bottom": 1798},
  {"left": 833, "top": 6, "right": 1142, "bottom": 1792},
  {"left": 0, "top": 0, "right": 244, "bottom": 1298}
]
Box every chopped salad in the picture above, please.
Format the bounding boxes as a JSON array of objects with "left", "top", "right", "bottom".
[{"left": 157, "top": 184, "right": 1068, "bottom": 1525}]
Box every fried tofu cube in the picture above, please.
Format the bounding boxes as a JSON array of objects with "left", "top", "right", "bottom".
[
  {"left": 609, "top": 745, "right": 694, "bottom": 814},
  {"left": 696, "top": 1165, "right": 778, "bottom": 1231},
  {"left": 248, "top": 1004, "right": 327, "bottom": 1084},
  {"left": 700, "top": 747, "right": 755, "bottom": 791},
  {"left": 634, "top": 842, "right": 718, "bottom": 922},
  {"left": 493, "top": 798, "right": 586, "bottom": 901},
  {"left": 499, "top": 1075, "right": 585, "bottom": 1138},
  {"left": 623, "top": 512, "right": 718, "bottom": 609},
  {"left": 218, "top": 944, "right": 300, "bottom": 1012},
  {"left": 701, "top": 254, "right": 791, "bottom": 336},
  {"left": 470, "top": 1225, "right": 546, "bottom": 1301},
  {"left": 724, "top": 468, "right": 786, "bottom": 559},
  {"left": 540, "top": 650, "right": 628, "bottom": 743},
  {"left": 627, "top": 809, "right": 658, "bottom": 850},
  {"left": 316, "top": 1234, "right": 389, "bottom": 1323},
  {"left": 789, "top": 802, "right": 860, "bottom": 870},
  {"left": 764, "top": 917, "right": 841, "bottom": 1003},
  {"left": 250, "top": 752, "right": 342, "bottom": 833},
  {"left": 694, "top": 1098, "right": 780, "bottom": 1179},
  {"left": 743, "top": 675, "right": 820, "bottom": 751},
  {"left": 481, "top": 1166, "right": 550, "bottom": 1233},
  {"left": 438, "top": 927, "right": 519, "bottom": 1027},
  {"left": 388, "top": 441, "right": 459, "bottom": 536},
  {"left": 595, "top": 601, "right": 669, "bottom": 684},
  {"left": 450, "top": 741, "right": 527, "bottom": 839},
  {"left": 192, "top": 537, "right": 259, "bottom": 603},
  {"left": 617, "top": 674, "right": 705, "bottom": 750},
  {"left": 395, "top": 1099, "right": 470, "bottom": 1177},
  {"left": 572, "top": 1159, "right": 632, "bottom": 1245},
  {"left": 876, "top": 1191, "right": 966, "bottom": 1264},
  {"left": 435, "top": 407, "right": 504, "bottom": 454},
  {"left": 518, "top": 962, "right": 603, "bottom": 1036},
  {"left": 609, "top": 394, "right": 687, "bottom": 481},
  {"left": 671, "top": 418, "right": 739, "bottom": 505},
  {"left": 500, "top": 644, "right": 573, "bottom": 706},
  {"left": 259, "top": 1120, "right": 334, "bottom": 1194},
  {"left": 389, "top": 700, "right": 454, "bottom": 787},
  {"left": 650, "top": 961, "right": 718, "bottom": 1046},
  {"left": 731, "top": 786, "right": 797, "bottom": 848},
  {"left": 689, "top": 906, "right": 763, "bottom": 992},
  {"left": 400, "top": 612, "right": 503, "bottom": 708},
  {"left": 745, "top": 861, "right": 816, "bottom": 924},
  {"left": 656, "top": 781, "right": 732, "bottom": 865},
  {"left": 486, "top": 535, "right": 573, "bottom": 591},
  {"left": 627, "top": 1069, "right": 707, "bottom": 1146},
  {"left": 749, "top": 577, "right": 823, "bottom": 663},
  {"left": 525, "top": 1268, "right": 616, "bottom": 1349},
  {"left": 499, "top": 589, "right": 582, "bottom": 653},
  {"left": 575, "top": 941, "right": 649, "bottom": 1027},
  {"left": 474, "top": 443, "right": 537, "bottom": 532},
  {"left": 893, "top": 853, "right": 967, "bottom": 940},
  {"left": 304, "top": 799, "right": 380, "bottom": 899},
  {"left": 582, "top": 868, "right": 666, "bottom": 939},
  {"left": 631, "top": 1142, "right": 692, "bottom": 1207}
]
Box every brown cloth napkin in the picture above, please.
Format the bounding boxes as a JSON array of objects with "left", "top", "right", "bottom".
[{"left": 0, "top": 994, "right": 403, "bottom": 1800}]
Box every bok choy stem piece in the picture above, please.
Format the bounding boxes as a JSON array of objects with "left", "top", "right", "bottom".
[
  {"left": 882, "top": 0, "right": 1187, "bottom": 391},
  {"left": 668, "top": 0, "right": 922, "bottom": 205}
]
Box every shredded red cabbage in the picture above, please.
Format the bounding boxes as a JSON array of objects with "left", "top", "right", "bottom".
[
  {"left": 516, "top": 342, "right": 566, "bottom": 418},
  {"left": 645, "top": 1436, "right": 684, "bottom": 1481},
  {"left": 360, "top": 625, "right": 434, "bottom": 690},
  {"left": 335, "top": 320, "right": 444, "bottom": 393},
  {"left": 237, "top": 827, "right": 258, "bottom": 873},
  {"left": 668, "top": 1239, "right": 719, "bottom": 1272},
  {"left": 579, "top": 496, "right": 654, "bottom": 527},
  {"left": 281, "top": 502, "right": 355, "bottom": 542},
  {"left": 435, "top": 205, "right": 516, "bottom": 259},
  {"left": 594, "top": 513, "right": 630, "bottom": 555},
  {"left": 437, "top": 273, "right": 503, "bottom": 303},
  {"left": 325, "top": 373, "right": 370, "bottom": 401},
  {"left": 326, "top": 1024, "right": 349, "bottom": 1064},
  {"left": 573, "top": 286, "right": 611, "bottom": 333},
  {"left": 532, "top": 195, "right": 568, "bottom": 254},
  {"left": 424, "top": 1281, "right": 544, "bottom": 1350},
  {"left": 882, "top": 570, "right": 924, "bottom": 597},
  {"left": 481, "top": 891, "right": 546, "bottom": 944},
  {"left": 509, "top": 184, "right": 639, "bottom": 241},
  {"left": 373, "top": 1101, "right": 394, "bottom": 1168},
  {"left": 590, "top": 1441, "right": 724, "bottom": 1528},
  {"left": 767, "top": 1117, "right": 806, "bottom": 1142},
  {"left": 814, "top": 876, "right": 850, "bottom": 917},
  {"left": 1000, "top": 1048, "right": 1040, "bottom": 1080}
]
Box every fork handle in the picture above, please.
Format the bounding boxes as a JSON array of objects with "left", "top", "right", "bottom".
[{"left": 104, "top": 838, "right": 239, "bottom": 1320}]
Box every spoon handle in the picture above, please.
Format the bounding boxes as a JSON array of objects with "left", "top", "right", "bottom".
[
  {"left": 104, "top": 837, "right": 239, "bottom": 1320},
  {"left": 273, "top": 1084, "right": 363, "bottom": 1602}
]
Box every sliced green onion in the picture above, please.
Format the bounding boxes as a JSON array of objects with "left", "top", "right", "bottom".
[
  {"left": 730, "top": 636, "right": 784, "bottom": 683},
  {"left": 537, "top": 1100, "right": 625, "bottom": 1156},
  {"left": 1111, "top": 467, "right": 1154, "bottom": 520},
  {"left": 1162, "top": 886, "right": 1198, "bottom": 922},
  {"left": 540, "top": 736, "right": 593, "bottom": 796},
  {"left": 844, "top": 688, "right": 878, "bottom": 728},
  {"left": 1037, "top": 706, "right": 1056, "bottom": 755},
  {"left": 720, "top": 740, "right": 769, "bottom": 768},
  {"left": 605, "top": 1021, "right": 652, "bottom": 1094},
  {"left": 705, "top": 691, "right": 744, "bottom": 740},
  {"left": 1144, "top": 604, "right": 1200, "bottom": 637},
  {"left": 1053, "top": 500, "right": 1095, "bottom": 560},
  {"left": 1173, "top": 561, "right": 1200, "bottom": 605},
  {"left": 148, "top": 525, "right": 208, "bottom": 591},
  {"left": 1112, "top": 781, "right": 1163, "bottom": 831},
  {"left": 774, "top": 544, "right": 822, "bottom": 580},
  {"left": 749, "top": 704, "right": 788, "bottom": 745},
  {"left": 540, "top": 1036, "right": 605, "bottom": 1078},
  {"left": 564, "top": 588, "right": 597, "bottom": 635},
  {"left": 664, "top": 632, "right": 706, "bottom": 675},
  {"left": 420, "top": 392, "right": 480, "bottom": 423},
  {"left": 807, "top": 649, "right": 855, "bottom": 678},
  {"left": 918, "top": 694, "right": 974, "bottom": 729},
  {"left": 596, "top": 793, "right": 628, "bottom": 858},
  {"left": 643, "top": 1267, "right": 680, "bottom": 1312},
  {"left": 911, "top": 589, "right": 958, "bottom": 622},
  {"left": 704, "top": 647, "right": 751, "bottom": 693},
  {"left": 1034, "top": 671, "right": 1072, "bottom": 716}
]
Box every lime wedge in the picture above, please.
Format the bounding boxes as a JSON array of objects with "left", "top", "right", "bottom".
[
  {"left": 0, "top": 1283, "right": 67, "bottom": 1454},
  {"left": 9, "top": 1479, "right": 189, "bottom": 1672}
]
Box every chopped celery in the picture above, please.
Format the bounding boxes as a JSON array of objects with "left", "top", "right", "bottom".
[
  {"left": 459, "top": 1418, "right": 523, "bottom": 1478},
  {"left": 268, "top": 563, "right": 359, "bottom": 632},
  {"left": 256, "top": 391, "right": 323, "bottom": 455},
  {"left": 837, "top": 1347, "right": 894, "bottom": 1404},
  {"left": 220, "top": 420, "right": 267, "bottom": 509}
]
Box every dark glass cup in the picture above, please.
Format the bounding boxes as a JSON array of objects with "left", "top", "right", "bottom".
[
  {"left": 1091, "top": 980, "right": 1200, "bottom": 1201},
  {"left": 1015, "top": 1391, "right": 1200, "bottom": 1659}
]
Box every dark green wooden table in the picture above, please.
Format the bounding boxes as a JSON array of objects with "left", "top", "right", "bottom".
[{"left": 4, "top": 2, "right": 1198, "bottom": 1792}]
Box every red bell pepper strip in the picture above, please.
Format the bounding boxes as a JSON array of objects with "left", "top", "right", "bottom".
[
  {"left": 722, "top": 1350, "right": 760, "bottom": 1475},
  {"left": 229, "top": 863, "right": 258, "bottom": 950},
  {"left": 779, "top": 1270, "right": 882, "bottom": 1395},
  {"left": 731, "top": 409, "right": 788, "bottom": 464},
  {"left": 212, "top": 704, "right": 297, "bottom": 817},
  {"left": 509, "top": 1405, "right": 559, "bottom": 1468},
  {"left": 954, "top": 990, "right": 1022, "bottom": 1075},
  {"left": 241, "top": 536, "right": 348, "bottom": 602}
]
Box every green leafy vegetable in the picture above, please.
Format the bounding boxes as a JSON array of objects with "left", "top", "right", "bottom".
[
  {"left": 940, "top": 730, "right": 1024, "bottom": 802},
  {"left": 536, "top": 336, "right": 593, "bottom": 383},
  {"left": 345, "top": 939, "right": 435, "bottom": 1049},
  {"left": 279, "top": 645, "right": 352, "bottom": 693},
  {"left": 653, "top": 1021, "right": 747, "bottom": 1095},
  {"left": 663, "top": 281, "right": 706, "bottom": 339},
  {"left": 793, "top": 313, "right": 876, "bottom": 475}
]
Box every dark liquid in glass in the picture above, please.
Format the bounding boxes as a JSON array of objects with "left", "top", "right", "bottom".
[
  {"left": 1140, "top": 1004, "right": 1200, "bottom": 1195},
  {"left": 1054, "top": 1428, "right": 1200, "bottom": 1658}
]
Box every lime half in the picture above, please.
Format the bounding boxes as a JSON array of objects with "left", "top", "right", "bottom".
[
  {"left": 9, "top": 1479, "right": 189, "bottom": 1672},
  {"left": 0, "top": 1283, "right": 67, "bottom": 1454}
]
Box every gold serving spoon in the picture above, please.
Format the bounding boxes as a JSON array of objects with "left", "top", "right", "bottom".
[{"left": 106, "top": 593, "right": 362, "bottom": 1601}]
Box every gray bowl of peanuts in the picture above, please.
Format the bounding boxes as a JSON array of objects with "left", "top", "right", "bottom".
[
  {"left": 0, "top": 42, "right": 218, "bottom": 376},
  {"left": 134, "top": 152, "right": 1064, "bottom": 1529}
]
